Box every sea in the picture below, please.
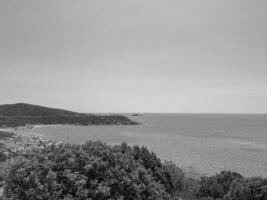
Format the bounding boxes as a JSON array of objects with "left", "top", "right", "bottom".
[{"left": 14, "top": 114, "right": 267, "bottom": 177}]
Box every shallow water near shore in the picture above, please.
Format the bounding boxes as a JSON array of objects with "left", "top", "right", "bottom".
[{"left": 14, "top": 114, "right": 267, "bottom": 177}]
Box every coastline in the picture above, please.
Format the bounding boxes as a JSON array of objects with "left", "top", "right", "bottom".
[
  {"left": 0, "top": 124, "right": 202, "bottom": 179},
  {"left": 0, "top": 126, "right": 62, "bottom": 160},
  {"left": 1, "top": 119, "right": 267, "bottom": 178}
]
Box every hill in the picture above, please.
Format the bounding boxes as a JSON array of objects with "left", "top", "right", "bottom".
[
  {"left": 0, "top": 103, "right": 138, "bottom": 127},
  {"left": 0, "top": 103, "right": 77, "bottom": 117}
]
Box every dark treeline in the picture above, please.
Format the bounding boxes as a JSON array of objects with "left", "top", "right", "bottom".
[
  {"left": 0, "top": 103, "right": 138, "bottom": 127},
  {"left": 0, "top": 141, "right": 266, "bottom": 200},
  {"left": 0, "top": 114, "right": 138, "bottom": 127}
]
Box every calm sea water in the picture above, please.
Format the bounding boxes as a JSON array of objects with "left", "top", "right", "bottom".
[{"left": 16, "top": 114, "right": 267, "bottom": 177}]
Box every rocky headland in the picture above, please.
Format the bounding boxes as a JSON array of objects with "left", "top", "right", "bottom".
[{"left": 0, "top": 103, "right": 139, "bottom": 128}]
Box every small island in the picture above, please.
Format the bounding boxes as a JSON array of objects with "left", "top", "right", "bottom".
[{"left": 131, "top": 113, "right": 142, "bottom": 116}]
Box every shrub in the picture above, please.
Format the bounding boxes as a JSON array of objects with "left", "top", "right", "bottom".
[
  {"left": 225, "top": 177, "right": 267, "bottom": 200},
  {"left": 117, "top": 143, "right": 186, "bottom": 197},
  {"left": 2, "top": 141, "right": 267, "bottom": 200},
  {"left": 197, "top": 171, "right": 243, "bottom": 199},
  {"left": 3, "top": 142, "right": 172, "bottom": 200},
  {"left": 155, "top": 161, "right": 185, "bottom": 194}
]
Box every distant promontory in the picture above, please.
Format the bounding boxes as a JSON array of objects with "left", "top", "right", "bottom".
[{"left": 0, "top": 103, "right": 138, "bottom": 127}]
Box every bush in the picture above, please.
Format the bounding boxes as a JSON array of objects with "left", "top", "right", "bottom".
[
  {"left": 155, "top": 161, "right": 185, "bottom": 194},
  {"left": 225, "top": 177, "right": 267, "bottom": 200},
  {"left": 3, "top": 142, "right": 173, "bottom": 200},
  {"left": 197, "top": 171, "right": 243, "bottom": 199},
  {"left": 197, "top": 171, "right": 267, "bottom": 200},
  {"left": 117, "top": 143, "right": 186, "bottom": 198},
  {"left": 1, "top": 141, "right": 267, "bottom": 200}
]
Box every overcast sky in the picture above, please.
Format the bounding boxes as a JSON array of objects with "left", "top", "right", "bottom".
[{"left": 0, "top": 0, "right": 267, "bottom": 113}]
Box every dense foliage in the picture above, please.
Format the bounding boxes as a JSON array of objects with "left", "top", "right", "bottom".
[
  {"left": 0, "top": 141, "right": 266, "bottom": 200},
  {"left": 197, "top": 171, "right": 267, "bottom": 200},
  {"left": 0, "top": 103, "right": 138, "bottom": 127}
]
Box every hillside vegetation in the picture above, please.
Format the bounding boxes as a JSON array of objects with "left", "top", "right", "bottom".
[
  {"left": 0, "top": 141, "right": 266, "bottom": 200},
  {"left": 0, "top": 103, "right": 138, "bottom": 127}
]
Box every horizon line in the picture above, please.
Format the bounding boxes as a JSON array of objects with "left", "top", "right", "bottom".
[{"left": 1, "top": 102, "right": 267, "bottom": 115}]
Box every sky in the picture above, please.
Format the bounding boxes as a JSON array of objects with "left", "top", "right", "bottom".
[{"left": 0, "top": 0, "right": 267, "bottom": 113}]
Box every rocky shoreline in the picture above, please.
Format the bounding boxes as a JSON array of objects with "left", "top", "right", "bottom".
[
  {"left": 0, "top": 129, "right": 62, "bottom": 159},
  {"left": 0, "top": 128, "right": 59, "bottom": 155}
]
